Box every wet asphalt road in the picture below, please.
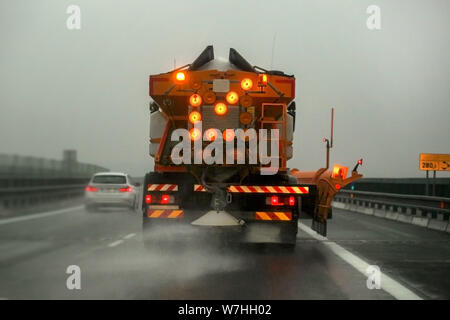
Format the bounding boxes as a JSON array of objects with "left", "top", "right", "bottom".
[{"left": 0, "top": 202, "right": 449, "bottom": 300}]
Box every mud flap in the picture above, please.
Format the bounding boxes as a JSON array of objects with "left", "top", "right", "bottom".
[{"left": 312, "top": 219, "right": 327, "bottom": 237}]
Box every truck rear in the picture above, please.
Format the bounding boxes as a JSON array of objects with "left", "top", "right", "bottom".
[{"left": 143, "top": 46, "right": 362, "bottom": 247}]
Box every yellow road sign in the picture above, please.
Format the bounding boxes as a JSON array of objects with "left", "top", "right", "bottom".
[{"left": 419, "top": 153, "right": 450, "bottom": 171}]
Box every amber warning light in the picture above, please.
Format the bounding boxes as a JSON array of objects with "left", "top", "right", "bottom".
[
  {"left": 190, "top": 128, "right": 201, "bottom": 141},
  {"left": 189, "top": 94, "right": 202, "bottom": 107},
  {"left": 258, "top": 74, "right": 268, "bottom": 85},
  {"left": 241, "top": 78, "right": 253, "bottom": 91},
  {"left": 226, "top": 91, "right": 239, "bottom": 105},
  {"left": 176, "top": 71, "right": 186, "bottom": 81},
  {"left": 215, "top": 103, "right": 227, "bottom": 116},
  {"left": 189, "top": 111, "right": 202, "bottom": 124},
  {"left": 332, "top": 164, "right": 349, "bottom": 180}
]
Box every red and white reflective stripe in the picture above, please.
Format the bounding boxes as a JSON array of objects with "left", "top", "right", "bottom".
[
  {"left": 147, "top": 184, "right": 178, "bottom": 192},
  {"left": 255, "top": 211, "right": 292, "bottom": 221},
  {"left": 194, "top": 185, "right": 207, "bottom": 192},
  {"left": 147, "top": 209, "right": 183, "bottom": 219},
  {"left": 228, "top": 186, "right": 308, "bottom": 194}
]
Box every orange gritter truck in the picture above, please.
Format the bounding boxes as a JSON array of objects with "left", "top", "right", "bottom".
[{"left": 143, "top": 46, "right": 362, "bottom": 247}]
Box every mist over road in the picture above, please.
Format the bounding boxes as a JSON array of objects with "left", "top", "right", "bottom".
[{"left": 0, "top": 202, "right": 448, "bottom": 300}]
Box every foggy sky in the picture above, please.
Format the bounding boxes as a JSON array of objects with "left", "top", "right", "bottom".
[{"left": 1, "top": 0, "right": 449, "bottom": 177}]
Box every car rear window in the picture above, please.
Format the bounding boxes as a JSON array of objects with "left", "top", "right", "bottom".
[{"left": 92, "top": 175, "right": 126, "bottom": 184}]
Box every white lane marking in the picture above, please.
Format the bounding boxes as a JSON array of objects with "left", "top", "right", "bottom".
[
  {"left": 108, "top": 240, "right": 124, "bottom": 248},
  {"left": 0, "top": 206, "right": 83, "bottom": 226},
  {"left": 107, "top": 233, "right": 136, "bottom": 249},
  {"left": 298, "top": 222, "right": 423, "bottom": 300}
]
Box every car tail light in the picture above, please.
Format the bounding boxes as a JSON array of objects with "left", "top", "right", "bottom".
[
  {"left": 145, "top": 194, "right": 152, "bottom": 204},
  {"left": 189, "top": 94, "right": 202, "bottom": 107},
  {"left": 288, "top": 196, "right": 295, "bottom": 206},
  {"left": 189, "top": 111, "right": 202, "bottom": 124},
  {"left": 214, "top": 102, "right": 227, "bottom": 115},
  {"left": 226, "top": 91, "right": 239, "bottom": 105},
  {"left": 161, "top": 194, "right": 170, "bottom": 204},
  {"left": 120, "top": 187, "right": 132, "bottom": 192},
  {"left": 85, "top": 186, "right": 98, "bottom": 192}
]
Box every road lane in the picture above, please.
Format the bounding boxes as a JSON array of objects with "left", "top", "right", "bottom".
[
  {"left": 327, "top": 207, "right": 450, "bottom": 299},
  {"left": 0, "top": 206, "right": 84, "bottom": 225},
  {"left": 298, "top": 222, "right": 421, "bottom": 300},
  {"left": 1, "top": 203, "right": 447, "bottom": 299}
]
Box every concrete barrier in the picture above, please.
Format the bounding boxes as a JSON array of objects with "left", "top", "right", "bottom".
[
  {"left": 396, "top": 213, "right": 413, "bottom": 224},
  {"left": 332, "top": 192, "right": 450, "bottom": 234},
  {"left": 385, "top": 211, "right": 399, "bottom": 220},
  {"left": 332, "top": 201, "right": 346, "bottom": 209},
  {"left": 428, "top": 219, "right": 449, "bottom": 232},
  {"left": 359, "top": 207, "right": 374, "bottom": 215},
  {"left": 411, "top": 216, "right": 429, "bottom": 227},
  {"left": 374, "top": 208, "right": 386, "bottom": 218}
]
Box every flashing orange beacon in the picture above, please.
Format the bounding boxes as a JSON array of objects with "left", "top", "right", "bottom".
[
  {"left": 189, "top": 94, "right": 202, "bottom": 107},
  {"left": 214, "top": 102, "right": 227, "bottom": 115}
]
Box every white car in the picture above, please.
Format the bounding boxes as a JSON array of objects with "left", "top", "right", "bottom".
[{"left": 85, "top": 172, "right": 139, "bottom": 211}]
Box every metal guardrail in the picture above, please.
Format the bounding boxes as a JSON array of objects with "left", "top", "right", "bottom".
[
  {"left": 343, "top": 177, "right": 450, "bottom": 198},
  {"left": 0, "top": 183, "right": 87, "bottom": 210},
  {"left": 334, "top": 190, "right": 450, "bottom": 220},
  {"left": 0, "top": 153, "right": 108, "bottom": 178},
  {"left": 0, "top": 152, "right": 108, "bottom": 211}
]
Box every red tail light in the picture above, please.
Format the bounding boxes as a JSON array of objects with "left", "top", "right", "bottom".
[
  {"left": 266, "top": 195, "right": 295, "bottom": 206},
  {"left": 85, "top": 186, "right": 98, "bottom": 192},
  {"left": 161, "top": 194, "right": 170, "bottom": 204},
  {"left": 288, "top": 196, "right": 295, "bottom": 206},
  {"left": 271, "top": 195, "right": 280, "bottom": 206},
  {"left": 120, "top": 187, "right": 132, "bottom": 192},
  {"left": 145, "top": 194, "right": 152, "bottom": 204}
]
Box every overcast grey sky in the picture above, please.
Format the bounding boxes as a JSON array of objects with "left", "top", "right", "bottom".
[{"left": 1, "top": 0, "right": 449, "bottom": 177}]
